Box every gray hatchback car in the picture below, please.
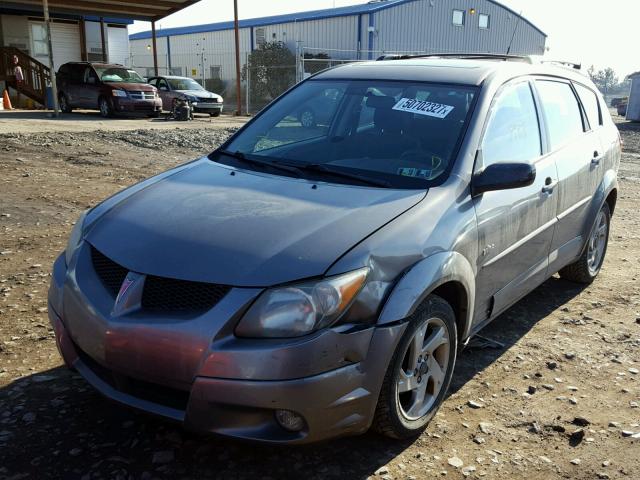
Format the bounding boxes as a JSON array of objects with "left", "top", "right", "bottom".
[{"left": 49, "top": 55, "right": 620, "bottom": 444}]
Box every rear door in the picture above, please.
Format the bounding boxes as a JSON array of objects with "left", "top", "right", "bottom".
[
  {"left": 534, "top": 79, "right": 602, "bottom": 272},
  {"left": 473, "top": 79, "right": 559, "bottom": 321}
]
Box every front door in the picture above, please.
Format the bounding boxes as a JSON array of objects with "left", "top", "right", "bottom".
[{"left": 473, "top": 79, "right": 559, "bottom": 322}]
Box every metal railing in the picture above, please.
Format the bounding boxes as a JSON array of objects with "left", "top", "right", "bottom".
[{"left": 0, "top": 46, "right": 51, "bottom": 106}]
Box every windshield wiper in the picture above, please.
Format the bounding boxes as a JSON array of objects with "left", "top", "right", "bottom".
[
  {"left": 219, "top": 150, "right": 304, "bottom": 177},
  {"left": 290, "top": 162, "right": 391, "bottom": 188}
]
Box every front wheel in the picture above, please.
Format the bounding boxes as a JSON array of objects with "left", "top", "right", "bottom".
[
  {"left": 99, "top": 97, "right": 113, "bottom": 118},
  {"left": 559, "top": 202, "right": 611, "bottom": 283},
  {"left": 59, "top": 94, "right": 72, "bottom": 113},
  {"left": 209, "top": 111, "right": 221, "bottom": 117},
  {"left": 372, "top": 295, "right": 457, "bottom": 439}
]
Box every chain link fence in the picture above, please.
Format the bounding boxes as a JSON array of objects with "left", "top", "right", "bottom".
[{"left": 130, "top": 45, "right": 459, "bottom": 115}]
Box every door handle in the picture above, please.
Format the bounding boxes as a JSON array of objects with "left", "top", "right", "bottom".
[{"left": 542, "top": 178, "right": 557, "bottom": 194}]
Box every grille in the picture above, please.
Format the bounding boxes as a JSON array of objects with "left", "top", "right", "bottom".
[
  {"left": 90, "top": 245, "right": 230, "bottom": 313},
  {"left": 142, "top": 275, "right": 231, "bottom": 313},
  {"left": 129, "top": 91, "right": 155, "bottom": 100},
  {"left": 91, "top": 246, "right": 128, "bottom": 296},
  {"left": 133, "top": 104, "right": 154, "bottom": 111},
  {"left": 197, "top": 96, "right": 219, "bottom": 103}
]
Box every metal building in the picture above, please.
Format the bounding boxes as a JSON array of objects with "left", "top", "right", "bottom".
[
  {"left": 129, "top": 0, "right": 546, "bottom": 108},
  {"left": 626, "top": 71, "right": 640, "bottom": 122}
]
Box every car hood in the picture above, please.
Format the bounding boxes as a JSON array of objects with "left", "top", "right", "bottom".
[
  {"left": 109, "top": 82, "right": 155, "bottom": 91},
  {"left": 85, "top": 158, "right": 425, "bottom": 286},
  {"left": 176, "top": 89, "right": 221, "bottom": 100}
]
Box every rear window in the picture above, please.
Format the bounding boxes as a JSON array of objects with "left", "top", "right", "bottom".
[
  {"left": 536, "top": 80, "right": 585, "bottom": 150},
  {"left": 219, "top": 79, "right": 477, "bottom": 188},
  {"left": 574, "top": 83, "right": 601, "bottom": 130}
]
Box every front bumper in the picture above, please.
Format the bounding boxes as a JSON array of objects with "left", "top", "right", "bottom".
[
  {"left": 48, "top": 249, "right": 405, "bottom": 443},
  {"left": 192, "top": 102, "right": 223, "bottom": 114},
  {"left": 113, "top": 97, "right": 162, "bottom": 114}
]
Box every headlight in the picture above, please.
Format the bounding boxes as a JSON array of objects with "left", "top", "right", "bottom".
[
  {"left": 235, "top": 268, "right": 369, "bottom": 338},
  {"left": 112, "top": 89, "right": 127, "bottom": 97},
  {"left": 184, "top": 95, "right": 197, "bottom": 102},
  {"left": 65, "top": 210, "right": 87, "bottom": 266}
]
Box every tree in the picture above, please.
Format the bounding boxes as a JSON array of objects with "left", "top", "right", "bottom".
[
  {"left": 588, "top": 66, "right": 619, "bottom": 96},
  {"left": 242, "top": 41, "right": 296, "bottom": 110}
]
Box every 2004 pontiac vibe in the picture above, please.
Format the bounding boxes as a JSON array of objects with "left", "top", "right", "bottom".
[{"left": 49, "top": 56, "right": 620, "bottom": 443}]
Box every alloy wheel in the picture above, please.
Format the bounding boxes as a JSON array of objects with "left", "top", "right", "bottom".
[
  {"left": 396, "top": 317, "right": 450, "bottom": 420},
  {"left": 587, "top": 209, "right": 608, "bottom": 275}
]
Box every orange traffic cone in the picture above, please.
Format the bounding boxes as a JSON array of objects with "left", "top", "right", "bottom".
[{"left": 2, "top": 90, "right": 12, "bottom": 110}]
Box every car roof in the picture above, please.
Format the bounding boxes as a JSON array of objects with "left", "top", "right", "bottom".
[{"left": 315, "top": 57, "right": 594, "bottom": 88}]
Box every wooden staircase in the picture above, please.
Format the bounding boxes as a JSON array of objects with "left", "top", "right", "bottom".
[{"left": 0, "top": 47, "right": 51, "bottom": 106}]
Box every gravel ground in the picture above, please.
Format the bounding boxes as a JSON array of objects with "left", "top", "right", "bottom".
[{"left": 0, "top": 115, "right": 638, "bottom": 480}]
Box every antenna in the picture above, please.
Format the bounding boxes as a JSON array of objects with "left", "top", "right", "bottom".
[{"left": 506, "top": 11, "right": 524, "bottom": 55}]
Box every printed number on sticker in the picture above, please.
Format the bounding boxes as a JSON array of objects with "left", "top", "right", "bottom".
[{"left": 392, "top": 98, "right": 454, "bottom": 119}]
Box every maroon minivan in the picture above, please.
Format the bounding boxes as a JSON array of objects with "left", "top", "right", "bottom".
[{"left": 56, "top": 62, "right": 162, "bottom": 118}]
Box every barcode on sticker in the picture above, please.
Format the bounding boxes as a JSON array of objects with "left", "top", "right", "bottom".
[{"left": 392, "top": 98, "right": 454, "bottom": 119}]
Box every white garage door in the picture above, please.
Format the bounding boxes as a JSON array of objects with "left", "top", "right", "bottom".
[
  {"left": 108, "top": 27, "right": 129, "bottom": 66},
  {"left": 29, "top": 21, "right": 81, "bottom": 71}
]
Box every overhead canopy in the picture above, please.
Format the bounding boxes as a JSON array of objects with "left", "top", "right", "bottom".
[{"left": 1, "top": 0, "right": 201, "bottom": 22}]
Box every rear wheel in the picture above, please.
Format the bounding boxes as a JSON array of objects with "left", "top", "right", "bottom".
[
  {"left": 559, "top": 203, "right": 611, "bottom": 283},
  {"left": 210, "top": 111, "right": 221, "bottom": 117},
  {"left": 99, "top": 97, "right": 113, "bottom": 118},
  {"left": 59, "top": 94, "right": 72, "bottom": 113},
  {"left": 372, "top": 295, "right": 457, "bottom": 439}
]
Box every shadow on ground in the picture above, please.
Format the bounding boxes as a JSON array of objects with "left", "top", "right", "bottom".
[{"left": 0, "top": 276, "right": 585, "bottom": 480}]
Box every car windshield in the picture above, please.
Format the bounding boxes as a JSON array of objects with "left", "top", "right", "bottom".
[
  {"left": 168, "top": 78, "right": 205, "bottom": 90},
  {"left": 216, "top": 79, "right": 477, "bottom": 188},
  {"left": 94, "top": 67, "right": 145, "bottom": 83}
]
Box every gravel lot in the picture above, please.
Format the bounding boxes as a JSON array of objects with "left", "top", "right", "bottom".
[{"left": 0, "top": 113, "right": 638, "bottom": 479}]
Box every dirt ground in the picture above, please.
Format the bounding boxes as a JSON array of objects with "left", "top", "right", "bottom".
[{"left": 0, "top": 110, "right": 638, "bottom": 480}]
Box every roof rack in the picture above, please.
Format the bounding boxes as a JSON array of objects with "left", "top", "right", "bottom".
[
  {"left": 376, "top": 53, "right": 584, "bottom": 71},
  {"left": 376, "top": 53, "right": 532, "bottom": 62},
  {"left": 539, "top": 59, "right": 582, "bottom": 70}
]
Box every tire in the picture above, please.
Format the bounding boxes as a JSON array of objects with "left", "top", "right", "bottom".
[
  {"left": 99, "top": 97, "right": 113, "bottom": 118},
  {"left": 372, "top": 294, "right": 458, "bottom": 439},
  {"left": 59, "top": 94, "right": 72, "bottom": 113},
  {"left": 299, "top": 108, "right": 316, "bottom": 128},
  {"left": 147, "top": 112, "right": 160, "bottom": 118},
  {"left": 559, "top": 202, "right": 611, "bottom": 284},
  {"left": 210, "top": 111, "right": 221, "bottom": 117}
]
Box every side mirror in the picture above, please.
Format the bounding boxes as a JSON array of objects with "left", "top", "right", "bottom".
[
  {"left": 87, "top": 76, "right": 97, "bottom": 85},
  {"left": 472, "top": 162, "right": 536, "bottom": 197}
]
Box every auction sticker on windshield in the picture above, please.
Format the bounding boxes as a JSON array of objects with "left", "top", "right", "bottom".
[{"left": 392, "top": 98, "right": 454, "bottom": 119}]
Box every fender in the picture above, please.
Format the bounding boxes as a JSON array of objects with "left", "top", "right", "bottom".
[
  {"left": 377, "top": 251, "right": 476, "bottom": 340},
  {"left": 579, "top": 169, "right": 618, "bottom": 255}
]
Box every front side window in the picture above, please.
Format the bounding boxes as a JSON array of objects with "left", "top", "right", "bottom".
[
  {"left": 482, "top": 82, "right": 541, "bottom": 165},
  {"left": 453, "top": 10, "right": 465, "bottom": 26},
  {"left": 479, "top": 14, "right": 490, "bottom": 29},
  {"left": 574, "top": 83, "right": 601, "bottom": 130},
  {"left": 217, "top": 79, "right": 477, "bottom": 188},
  {"left": 536, "top": 80, "right": 585, "bottom": 150}
]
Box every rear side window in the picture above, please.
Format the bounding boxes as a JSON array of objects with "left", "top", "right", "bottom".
[
  {"left": 482, "top": 82, "right": 541, "bottom": 164},
  {"left": 574, "top": 83, "right": 601, "bottom": 130},
  {"left": 536, "top": 80, "right": 584, "bottom": 150}
]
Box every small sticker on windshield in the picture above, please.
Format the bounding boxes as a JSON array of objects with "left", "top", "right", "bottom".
[
  {"left": 397, "top": 167, "right": 432, "bottom": 179},
  {"left": 392, "top": 98, "right": 454, "bottom": 119}
]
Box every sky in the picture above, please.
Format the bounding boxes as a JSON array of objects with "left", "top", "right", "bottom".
[{"left": 129, "top": 0, "right": 640, "bottom": 79}]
